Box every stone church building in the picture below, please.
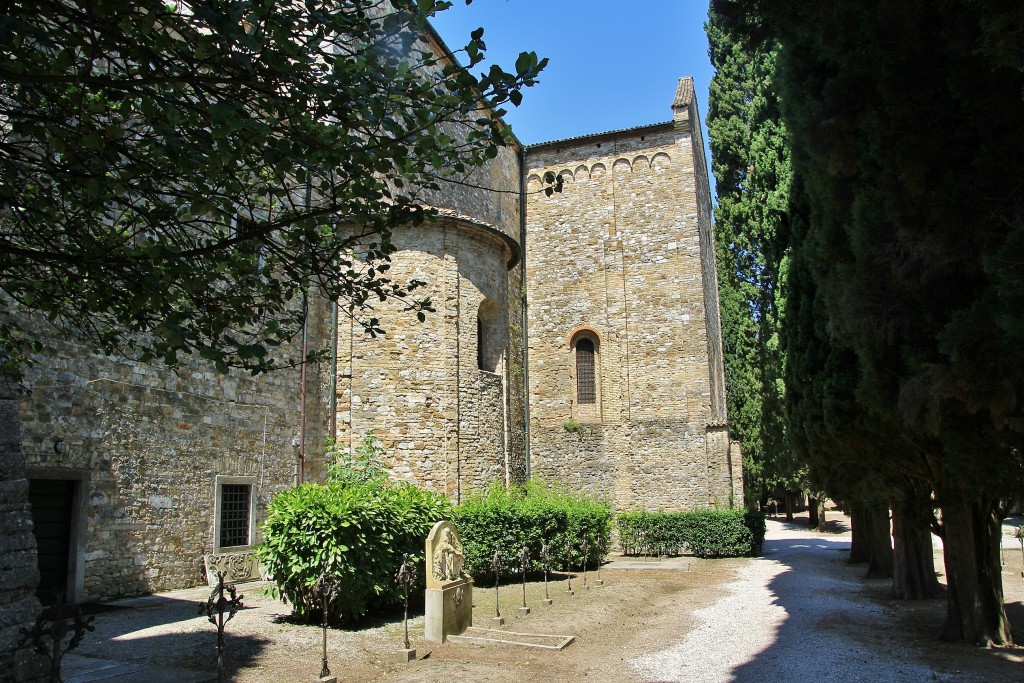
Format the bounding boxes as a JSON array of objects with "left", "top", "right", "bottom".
[{"left": 3, "top": 38, "right": 739, "bottom": 651}]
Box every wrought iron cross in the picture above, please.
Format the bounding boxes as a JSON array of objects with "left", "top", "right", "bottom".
[
  {"left": 540, "top": 542, "right": 551, "bottom": 600},
  {"left": 519, "top": 544, "right": 530, "bottom": 608},
  {"left": 581, "top": 538, "right": 589, "bottom": 587},
  {"left": 491, "top": 549, "right": 503, "bottom": 617},
  {"left": 19, "top": 590, "right": 95, "bottom": 683},
  {"left": 198, "top": 572, "right": 243, "bottom": 683},
  {"left": 565, "top": 538, "right": 573, "bottom": 592},
  {"left": 395, "top": 554, "right": 418, "bottom": 651}
]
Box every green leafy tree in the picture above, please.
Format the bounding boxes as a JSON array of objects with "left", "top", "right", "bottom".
[
  {"left": 0, "top": 0, "right": 550, "bottom": 375},
  {"left": 0, "top": 0, "right": 552, "bottom": 670}
]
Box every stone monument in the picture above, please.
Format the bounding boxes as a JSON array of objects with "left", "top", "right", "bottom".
[{"left": 424, "top": 520, "right": 473, "bottom": 643}]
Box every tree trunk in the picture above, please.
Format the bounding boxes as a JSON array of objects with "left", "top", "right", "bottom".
[
  {"left": 784, "top": 492, "right": 794, "bottom": 522},
  {"left": 891, "top": 485, "right": 943, "bottom": 599},
  {"left": 939, "top": 496, "right": 1013, "bottom": 645},
  {"left": 862, "top": 500, "right": 894, "bottom": 579},
  {"left": 808, "top": 496, "right": 819, "bottom": 528},
  {"left": 815, "top": 497, "right": 827, "bottom": 532},
  {"left": 848, "top": 503, "right": 869, "bottom": 564}
]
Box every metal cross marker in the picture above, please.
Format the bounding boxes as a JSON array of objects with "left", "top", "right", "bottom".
[
  {"left": 540, "top": 542, "right": 552, "bottom": 604},
  {"left": 198, "top": 572, "right": 243, "bottom": 683},
  {"left": 18, "top": 590, "right": 95, "bottom": 683},
  {"left": 565, "top": 538, "right": 574, "bottom": 595},
  {"left": 492, "top": 549, "right": 504, "bottom": 618},
  {"left": 581, "top": 538, "right": 589, "bottom": 589},
  {"left": 519, "top": 544, "right": 531, "bottom": 615},
  {"left": 316, "top": 571, "right": 341, "bottom": 678},
  {"left": 395, "top": 553, "right": 418, "bottom": 662},
  {"left": 595, "top": 530, "right": 606, "bottom": 586}
]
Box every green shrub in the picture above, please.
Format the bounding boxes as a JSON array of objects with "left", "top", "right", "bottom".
[
  {"left": 324, "top": 432, "right": 388, "bottom": 486},
  {"left": 616, "top": 510, "right": 688, "bottom": 555},
  {"left": 256, "top": 480, "right": 452, "bottom": 624},
  {"left": 452, "top": 481, "right": 612, "bottom": 583},
  {"left": 616, "top": 507, "right": 765, "bottom": 558}
]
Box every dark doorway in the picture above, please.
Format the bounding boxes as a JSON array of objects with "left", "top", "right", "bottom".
[{"left": 28, "top": 478, "right": 75, "bottom": 604}]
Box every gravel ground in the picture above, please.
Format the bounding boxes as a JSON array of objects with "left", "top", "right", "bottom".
[
  {"left": 631, "top": 518, "right": 951, "bottom": 682},
  {"left": 64, "top": 513, "right": 1024, "bottom": 682}
]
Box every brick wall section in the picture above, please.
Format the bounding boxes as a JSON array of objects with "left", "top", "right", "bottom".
[{"left": 524, "top": 77, "right": 739, "bottom": 511}]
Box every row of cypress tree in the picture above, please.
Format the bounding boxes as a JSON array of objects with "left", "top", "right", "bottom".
[{"left": 706, "top": 0, "right": 1024, "bottom": 646}]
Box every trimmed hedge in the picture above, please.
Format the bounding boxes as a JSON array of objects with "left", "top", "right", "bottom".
[
  {"left": 617, "top": 508, "right": 766, "bottom": 558},
  {"left": 256, "top": 481, "right": 452, "bottom": 624},
  {"left": 452, "top": 482, "right": 613, "bottom": 583}
]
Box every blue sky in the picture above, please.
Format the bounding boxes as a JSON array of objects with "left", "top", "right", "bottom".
[{"left": 430, "top": 0, "right": 716, "bottom": 190}]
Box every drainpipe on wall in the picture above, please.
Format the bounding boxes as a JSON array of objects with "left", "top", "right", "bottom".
[
  {"left": 329, "top": 299, "right": 338, "bottom": 441},
  {"left": 519, "top": 146, "right": 531, "bottom": 480},
  {"left": 298, "top": 180, "right": 313, "bottom": 485},
  {"left": 298, "top": 294, "right": 307, "bottom": 485}
]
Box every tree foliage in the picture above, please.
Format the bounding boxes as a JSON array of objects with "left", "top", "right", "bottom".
[
  {"left": 713, "top": 0, "right": 1024, "bottom": 645},
  {"left": 706, "top": 7, "right": 794, "bottom": 504},
  {"left": 0, "top": 0, "right": 549, "bottom": 375},
  {"left": 257, "top": 479, "right": 452, "bottom": 624},
  {"left": 450, "top": 481, "right": 612, "bottom": 583}
]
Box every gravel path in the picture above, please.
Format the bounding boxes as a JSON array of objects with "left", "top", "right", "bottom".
[{"left": 630, "top": 518, "right": 954, "bottom": 683}]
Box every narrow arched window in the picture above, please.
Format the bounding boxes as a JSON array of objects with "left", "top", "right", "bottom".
[
  {"left": 576, "top": 338, "right": 596, "bottom": 404},
  {"left": 477, "top": 298, "right": 502, "bottom": 373}
]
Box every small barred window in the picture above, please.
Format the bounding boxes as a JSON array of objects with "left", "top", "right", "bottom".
[
  {"left": 218, "top": 484, "right": 251, "bottom": 549},
  {"left": 576, "top": 338, "right": 596, "bottom": 404}
]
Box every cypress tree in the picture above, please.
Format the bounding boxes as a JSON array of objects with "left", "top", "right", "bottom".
[{"left": 714, "top": 0, "right": 1024, "bottom": 644}]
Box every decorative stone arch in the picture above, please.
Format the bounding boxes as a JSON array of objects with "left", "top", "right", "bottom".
[
  {"left": 574, "top": 164, "right": 589, "bottom": 180},
  {"left": 612, "top": 158, "right": 632, "bottom": 173},
  {"left": 632, "top": 154, "right": 651, "bottom": 171},
  {"left": 477, "top": 297, "right": 503, "bottom": 373},
  {"left": 652, "top": 152, "right": 671, "bottom": 171},
  {"left": 557, "top": 169, "right": 575, "bottom": 184},
  {"left": 526, "top": 174, "right": 542, "bottom": 192},
  {"left": 590, "top": 162, "right": 607, "bottom": 178},
  {"left": 567, "top": 327, "right": 602, "bottom": 423}
]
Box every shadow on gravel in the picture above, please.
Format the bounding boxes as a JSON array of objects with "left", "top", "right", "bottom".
[
  {"left": 67, "top": 595, "right": 270, "bottom": 680},
  {"left": 726, "top": 519, "right": 1024, "bottom": 683}
]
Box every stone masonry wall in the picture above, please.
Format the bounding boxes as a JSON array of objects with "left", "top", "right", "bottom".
[
  {"left": 524, "top": 78, "right": 737, "bottom": 511},
  {"left": 330, "top": 70, "right": 525, "bottom": 501},
  {"left": 333, "top": 219, "right": 519, "bottom": 503},
  {"left": 15, "top": 306, "right": 331, "bottom": 602},
  {"left": 0, "top": 376, "right": 46, "bottom": 681}
]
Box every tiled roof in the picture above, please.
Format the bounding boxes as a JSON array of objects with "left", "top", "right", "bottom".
[{"left": 525, "top": 120, "right": 675, "bottom": 150}]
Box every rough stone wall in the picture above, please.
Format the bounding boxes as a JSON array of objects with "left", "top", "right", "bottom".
[
  {"left": 524, "top": 78, "right": 738, "bottom": 511},
  {"left": 333, "top": 215, "right": 520, "bottom": 502},
  {"left": 14, "top": 308, "right": 331, "bottom": 602},
  {"left": 0, "top": 377, "right": 46, "bottom": 681},
  {"left": 505, "top": 257, "right": 528, "bottom": 486}
]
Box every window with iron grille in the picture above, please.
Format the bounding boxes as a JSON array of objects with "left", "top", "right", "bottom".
[
  {"left": 218, "top": 484, "right": 251, "bottom": 549},
  {"left": 576, "top": 338, "right": 596, "bottom": 404},
  {"left": 233, "top": 215, "right": 264, "bottom": 269}
]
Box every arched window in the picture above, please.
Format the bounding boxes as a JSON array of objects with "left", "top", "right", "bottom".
[
  {"left": 477, "top": 298, "right": 502, "bottom": 373},
  {"left": 575, "top": 338, "right": 596, "bottom": 404},
  {"left": 569, "top": 328, "right": 601, "bottom": 417}
]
